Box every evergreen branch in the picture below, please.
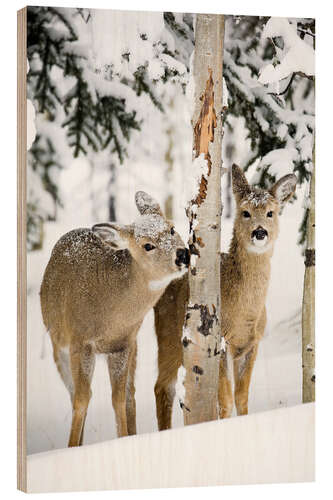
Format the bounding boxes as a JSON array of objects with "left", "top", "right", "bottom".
[
  {"left": 133, "top": 66, "right": 164, "bottom": 112},
  {"left": 48, "top": 7, "right": 77, "bottom": 40},
  {"left": 164, "top": 12, "right": 189, "bottom": 39},
  {"left": 268, "top": 73, "right": 296, "bottom": 97}
]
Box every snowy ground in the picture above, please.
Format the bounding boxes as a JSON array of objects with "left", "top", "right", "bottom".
[{"left": 27, "top": 171, "right": 304, "bottom": 455}]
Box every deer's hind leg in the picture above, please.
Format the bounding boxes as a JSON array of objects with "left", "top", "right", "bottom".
[
  {"left": 68, "top": 343, "right": 96, "bottom": 447},
  {"left": 233, "top": 344, "right": 258, "bottom": 416},
  {"left": 52, "top": 341, "right": 74, "bottom": 405},
  {"left": 52, "top": 338, "right": 91, "bottom": 447}
]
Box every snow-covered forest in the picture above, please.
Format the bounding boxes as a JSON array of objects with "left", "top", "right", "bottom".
[{"left": 26, "top": 8, "right": 315, "bottom": 454}]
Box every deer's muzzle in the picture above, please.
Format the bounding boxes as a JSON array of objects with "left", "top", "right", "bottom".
[
  {"left": 251, "top": 227, "right": 268, "bottom": 241},
  {"left": 175, "top": 248, "right": 190, "bottom": 267}
]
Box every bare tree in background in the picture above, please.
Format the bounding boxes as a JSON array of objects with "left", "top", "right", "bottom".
[
  {"left": 182, "top": 14, "right": 224, "bottom": 424},
  {"left": 302, "top": 143, "right": 315, "bottom": 403},
  {"left": 224, "top": 143, "right": 234, "bottom": 218}
]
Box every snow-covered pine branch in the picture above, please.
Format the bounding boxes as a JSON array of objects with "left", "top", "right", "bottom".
[
  {"left": 258, "top": 18, "right": 314, "bottom": 84},
  {"left": 223, "top": 16, "right": 314, "bottom": 245},
  {"left": 26, "top": 7, "right": 193, "bottom": 249}
]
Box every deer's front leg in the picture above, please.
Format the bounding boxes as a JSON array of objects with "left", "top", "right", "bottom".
[
  {"left": 218, "top": 349, "right": 233, "bottom": 419},
  {"left": 154, "top": 340, "right": 180, "bottom": 431},
  {"left": 154, "top": 322, "right": 182, "bottom": 430},
  {"left": 126, "top": 342, "right": 137, "bottom": 436},
  {"left": 154, "top": 275, "right": 187, "bottom": 431},
  {"left": 107, "top": 347, "right": 131, "bottom": 438},
  {"left": 68, "top": 343, "right": 96, "bottom": 447},
  {"left": 233, "top": 344, "right": 258, "bottom": 416}
]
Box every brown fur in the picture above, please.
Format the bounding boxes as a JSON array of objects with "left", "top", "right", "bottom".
[
  {"left": 154, "top": 165, "right": 297, "bottom": 428},
  {"left": 40, "top": 191, "right": 188, "bottom": 446}
]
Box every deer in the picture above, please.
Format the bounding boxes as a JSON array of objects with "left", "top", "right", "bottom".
[
  {"left": 40, "top": 191, "right": 189, "bottom": 447},
  {"left": 153, "top": 164, "right": 297, "bottom": 429}
]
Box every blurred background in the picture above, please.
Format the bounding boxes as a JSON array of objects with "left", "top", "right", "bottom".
[{"left": 26, "top": 8, "right": 315, "bottom": 454}]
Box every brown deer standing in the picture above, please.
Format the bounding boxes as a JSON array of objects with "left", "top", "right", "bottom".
[
  {"left": 154, "top": 164, "right": 297, "bottom": 429},
  {"left": 40, "top": 191, "right": 189, "bottom": 446}
]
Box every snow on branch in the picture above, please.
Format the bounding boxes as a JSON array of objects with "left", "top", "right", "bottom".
[
  {"left": 82, "top": 67, "right": 142, "bottom": 117},
  {"left": 258, "top": 18, "right": 315, "bottom": 85},
  {"left": 252, "top": 148, "right": 298, "bottom": 185}
]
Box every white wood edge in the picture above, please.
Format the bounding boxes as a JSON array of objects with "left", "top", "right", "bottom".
[{"left": 27, "top": 403, "right": 315, "bottom": 493}]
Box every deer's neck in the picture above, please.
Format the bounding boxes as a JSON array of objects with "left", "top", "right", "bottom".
[
  {"left": 229, "top": 231, "right": 272, "bottom": 281},
  {"left": 120, "top": 256, "right": 173, "bottom": 304}
]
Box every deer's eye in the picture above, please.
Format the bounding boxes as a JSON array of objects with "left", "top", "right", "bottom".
[
  {"left": 170, "top": 227, "right": 175, "bottom": 236},
  {"left": 242, "top": 210, "right": 251, "bottom": 218},
  {"left": 143, "top": 243, "right": 156, "bottom": 252},
  {"left": 267, "top": 211, "right": 273, "bottom": 218}
]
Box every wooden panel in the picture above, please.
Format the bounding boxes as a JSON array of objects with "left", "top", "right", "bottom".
[
  {"left": 27, "top": 403, "right": 314, "bottom": 493},
  {"left": 17, "top": 6, "right": 27, "bottom": 493}
]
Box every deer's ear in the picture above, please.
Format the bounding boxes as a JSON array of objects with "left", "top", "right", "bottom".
[
  {"left": 270, "top": 174, "right": 297, "bottom": 204},
  {"left": 232, "top": 164, "right": 251, "bottom": 199},
  {"left": 135, "top": 191, "right": 163, "bottom": 217},
  {"left": 92, "top": 223, "right": 133, "bottom": 250}
]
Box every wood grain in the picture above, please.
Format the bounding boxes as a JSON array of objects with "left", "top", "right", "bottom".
[{"left": 17, "top": 6, "right": 27, "bottom": 493}]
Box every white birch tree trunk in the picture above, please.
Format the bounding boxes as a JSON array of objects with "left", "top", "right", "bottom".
[
  {"left": 302, "top": 144, "right": 315, "bottom": 403},
  {"left": 164, "top": 99, "right": 175, "bottom": 221},
  {"left": 182, "top": 14, "right": 224, "bottom": 424}
]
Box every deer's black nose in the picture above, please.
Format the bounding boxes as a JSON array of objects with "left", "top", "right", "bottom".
[
  {"left": 176, "top": 248, "right": 190, "bottom": 267},
  {"left": 252, "top": 227, "right": 268, "bottom": 240}
]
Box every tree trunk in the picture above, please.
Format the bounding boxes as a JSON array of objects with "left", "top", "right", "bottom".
[
  {"left": 108, "top": 163, "right": 117, "bottom": 221},
  {"left": 225, "top": 143, "right": 234, "bottom": 218},
  {"left": 182, "top": 14, "right": 224, "bottom": 425},
  {"left": 302, "top": 144, "right": 315, "bottom": 403},
  {"left": 164, "top": 100, "right": 174, "bottom": 220}
]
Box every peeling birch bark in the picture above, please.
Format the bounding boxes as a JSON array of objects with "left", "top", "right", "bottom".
[
  {"left": 182, "top": 14, "right": 224, "bottom": 425},
  {"left": 302, "top": 143, "right": 315, "bottom": 403}
]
